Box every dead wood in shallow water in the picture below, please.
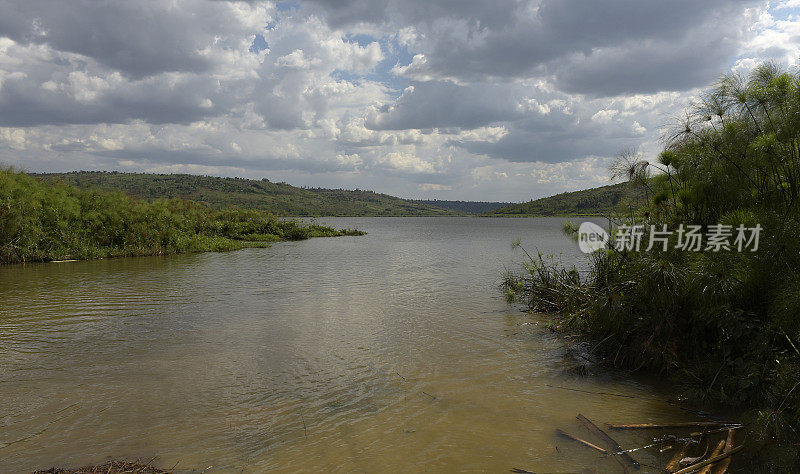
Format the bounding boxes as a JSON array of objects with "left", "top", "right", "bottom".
[
  {"left": 673, "top": 445, "right": 743, "bottom": 474},
  {"left": 677, "top": 442, "right": 710, "bottom": 469},
  {"left": 607, "top": 422, "right": 738, "bottom": 430},
  {"left": 696, "top": 440, "right": 726, "bottom": 474},
  {"left": 555, "top": 428, "right": 608, "bottom": 454},
  {"left": 666, "top": 443, "right": 692, "bottom": 472},
  {"left": 708, "top": 430, "right": 736, "bottom": 474},
  {"left": 576, "top": 414, "right": 639, "bottom": 471}
]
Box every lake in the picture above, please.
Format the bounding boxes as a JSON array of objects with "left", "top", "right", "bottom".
[{"left": 0, "top": 217, "right": 692, "bottom": 472}]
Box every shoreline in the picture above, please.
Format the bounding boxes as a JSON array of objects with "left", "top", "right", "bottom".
[{"left": 0, "top": 231, "right": 364, "bottom": 266}]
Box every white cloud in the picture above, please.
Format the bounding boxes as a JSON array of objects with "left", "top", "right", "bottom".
[
  {"left": 276, "top": 49, "right": 319, "bottom": 69},
  {"left": 775, "top": 0, "right": 800, "bottom": 9},
  {"left": 418, "top": 183, "right": 452, "bottom": 191},
  {"left": 381, "top": 151, "right": 436, "bottom": 174},
  {"left": 0, "top": 127, "right": 26, "bottom": 150},
  {"left": 335, "top": 153, "right": 363, "bottom": 169},
  {"left": 456, "top": 126, "right": 508, "bottom": 143},
  {"left": 519, "top": 98, "right": 551, "bottom": 115},
  {"left": 591, "top": 109, "right": 619, "bottom": 123}
]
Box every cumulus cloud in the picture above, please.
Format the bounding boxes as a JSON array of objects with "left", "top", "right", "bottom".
[{"left": 380, "top": 151, "right": 437, "bottom": 174}]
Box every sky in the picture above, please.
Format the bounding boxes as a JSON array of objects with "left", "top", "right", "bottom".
[{"left": 0, "top": 1, "right": 799, "bottom": 202}]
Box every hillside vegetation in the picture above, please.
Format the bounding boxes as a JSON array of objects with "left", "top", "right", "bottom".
[
  {"left": 39, "top": 172, "right": 462, "bottom": 217},
  {"left": 1, "top": 169, "right": 363, "bottom": 264},
  {"left": 484, "top": 182, "right": 646, "bottom": 216}
]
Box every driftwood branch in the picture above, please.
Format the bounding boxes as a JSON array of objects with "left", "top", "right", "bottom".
[
  {"left": 696, "top": 440, "right": 725, "bottom": 474},
  {"left": 673, "top": 445, "right": 743, "bottom": 474},
  {"left": 576, "top": 414, "right": 639, "bottom": 471},
  {"left": 606, "top": 422, "right": 738, "bottom": 430},
  {"left": 666, "top": 443, "right": 691, "bottom": 472},
  {"left": 555, "top": 428, "right": 608, "bottom": 454},
  {"left": 709, "top": 430, "right": 736, "bottom": 474}
]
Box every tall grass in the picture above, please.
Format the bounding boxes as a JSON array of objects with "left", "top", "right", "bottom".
[{"left": 0, "top": 168, "right": 364, "bottom": 264}]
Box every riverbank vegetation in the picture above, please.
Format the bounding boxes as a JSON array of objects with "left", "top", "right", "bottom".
[
  {"left": 504, "top": 63, "right": 800, "bottom": 466},
  {"left": 0, "top": 168, "right": 363, "bottom": 264}
]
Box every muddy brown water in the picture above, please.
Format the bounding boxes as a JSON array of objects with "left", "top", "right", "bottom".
[{"left": 1, "top": 217, "right": 701, "bottom": 472}]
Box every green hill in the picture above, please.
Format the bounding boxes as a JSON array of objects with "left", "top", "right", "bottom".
[
  {"left": 484, "top": 182, "right": 646, "bottom": 217},
  {"left": 36, "top": 172, "right": 462, "bottom": 217}
]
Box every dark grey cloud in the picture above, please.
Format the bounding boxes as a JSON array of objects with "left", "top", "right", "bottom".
[
  {"left": 554, "top": 35, "right": 739, "bottom": 97},
  {"left": 454, "top": 105, "right": 647, "bottom": 163},
  {"left": 365, "top": 81, "right": 525, "bottom": 130},
  {"left": 0, "top": 0, "right": 255, "bottom": 78},
  {"left": 361, "top": 76, "right": 654, "bottom": 163},
  {"left": 536, "top": 0, "right": 735, "bottom": 49},
  {"left": 460, "top": 126, "right": 629, "bottom": 163},
  {"left": 305, "top": 0, "right": 760, "bottom": 96},
  {"left": 0, "top": 69, "right": 224, "bottom": 126},
  {"left": 301, "top": 0, "right": 519, "bottom": 30}
]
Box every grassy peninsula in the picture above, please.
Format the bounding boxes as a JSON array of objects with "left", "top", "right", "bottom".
[
  {"left": 504, "top": 63, "right": 800, "bottom": 466},
  {"left": 0, "top": 169, "right": 363, "bottom": 264}
]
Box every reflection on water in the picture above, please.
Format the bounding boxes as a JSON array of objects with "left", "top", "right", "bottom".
[{"left": 1, "top": 217, "right": 691, "bottom": 472}]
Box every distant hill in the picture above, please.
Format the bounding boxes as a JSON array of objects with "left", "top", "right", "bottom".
[
  {"left": 414, "top": 200, "right": 510, "bottom": 214},
  {"left": 37, "top": 172, "right": 462, "bottom": 217},
  {"left": 484, "top": 182, "right": 646, "bottom": 217}
]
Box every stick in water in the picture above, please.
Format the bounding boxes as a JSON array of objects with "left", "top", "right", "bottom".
[
  {"left": 607, "top": 422, "right": 739, "bottom": 430},
  {"left": 576, "top": 414, "right": 639, "bottom": 471},
  {"left": 555, "top": 429, "right": 608, "bottom": 454},
  {"left": 673, "top": 445, "right": 744, "bottom": 474},
  {"left": 709, "top": 430, "right": 736, "bottom": 474},
  {"left": 696, "top": 440, "right": 725, "bottom": 474},
  {"left": 666, "top": 443, "right": 691, "bottom": 472}
]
